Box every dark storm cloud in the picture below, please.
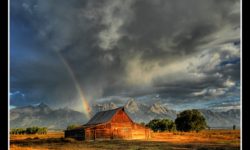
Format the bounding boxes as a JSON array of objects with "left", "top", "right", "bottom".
[
  {"left": 10, "top": 0, "right": 240, "bottom": 111},
  {"left": 119, "top": 0, "right": 239, "bottom": 60}
]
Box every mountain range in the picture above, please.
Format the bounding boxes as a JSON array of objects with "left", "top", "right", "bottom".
[
  {"left": 10, "top": 102, "right": 87, "bottom": 130},
  {"left": 10, "top": 100, "right": 240, "bottom": 130}
]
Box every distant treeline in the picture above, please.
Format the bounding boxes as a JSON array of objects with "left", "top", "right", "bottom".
[{"left": 10, "top": 126, "right": 48, "bottom": 135}]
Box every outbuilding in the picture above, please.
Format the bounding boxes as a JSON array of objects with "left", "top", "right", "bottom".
[{"left": 65, "top": 107, "right": 151, "bottom": 140}]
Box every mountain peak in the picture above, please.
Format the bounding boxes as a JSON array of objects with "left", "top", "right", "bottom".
[
  {"left": 149, "top": 102, "right": 169, "bottom": 114},
  {"left": 125, "top": 99, "right": 139, "bottom": 113},
  {"left": 38, "top": 102, "right": 49, "bottom": 108},
  {"left": 32, "top": 102, "right": 49, "bottom": 108},
  {"left": 92, "top": 102, "right": 117, "bottom": 112},
  {"left": 36, "top": 102, "right": 52, "bottom": 113},
  {"left": 125, "top": 98, "right": 137, "bottom": 105}
]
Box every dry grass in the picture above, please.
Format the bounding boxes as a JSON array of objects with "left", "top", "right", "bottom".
[
  {"left": 151, "top": 130, "right": 240, "bottom": 145},
  {"left": 10, "top": 131, "right": 64, "bottom": 141},
  {"left": 10, "top": 130, "right": 240, "bottom": 150}
]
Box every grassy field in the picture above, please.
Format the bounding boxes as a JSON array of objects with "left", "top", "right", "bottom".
[{"left": 10, "top": 130, "right": 240, "bottom": 150}]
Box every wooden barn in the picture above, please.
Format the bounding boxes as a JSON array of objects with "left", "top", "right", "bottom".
[{"left": 65, "top": 107, "right": 151, "bottom": 140}]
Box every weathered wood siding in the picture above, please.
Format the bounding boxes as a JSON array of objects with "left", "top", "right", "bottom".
[
  {"left": 112, "top": 127, "right": 132, "bottom": 139},
  {"left": 95, "top": 129, "right": 111, "bottom": 139},
  {"left": 111, "top": 109, "right": 133, "bottom": 123},
  {"left": 85, "top": 124, "right": 112, "bottom": 140}
]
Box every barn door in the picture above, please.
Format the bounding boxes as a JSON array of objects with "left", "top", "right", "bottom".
[
  {"left": 112, "top": 128, "right": 118, "bottom": 139},
  {"left": 90, "top": 130, "right": 95, "bottom": 140},
  {"left": 113, "top": 128, "right": 132, "bottom": 139},
  {"left": 120, "top": 128, "right": 132, "bottom": 139}
]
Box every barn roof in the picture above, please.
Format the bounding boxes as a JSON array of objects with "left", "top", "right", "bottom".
[{"left": 85, "top": 107, "right": 125, "bottom": 125}]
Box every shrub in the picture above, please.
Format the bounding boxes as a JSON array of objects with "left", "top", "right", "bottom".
[
  {"left": 146, "top": 118, "right": 176, "bottom": 132},
  {"left": 37, "top": 127, "right": 48, "bottom": 134},
  {"left": 175, "top": 109, "right": 207, "bottom": 132},
  {"left": 10, "top": 128, "right": 26, "bottom": 135}
]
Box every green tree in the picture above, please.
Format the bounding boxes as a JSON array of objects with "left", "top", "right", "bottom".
[
  {"left": 10, "top": 129, "right": 17, "bottom": 134},
  {"left": 175, "top": 109, "right": 207, "bottom": 132},
  {"left": 26, "top": 126, "right": 39, "bottom": 134},
  {"left": 10, "top": 128, "right": 26, "bottom": 134},
  {"left": 36, "top": 127, "right": 47, "bottom": 134},
  {"left": 26, "top": 127, "right": 33, "bottom": 134},
  {"left": 11, "top": 127, "right": 47, "bottom": 134},
  {"left": 18, "top": 128, "right": 26, "bottom": 134},
  {"left": 42, "top": 127, "right": 48, "bottom": 134},
  {"left": 161, "top": 119, "right": 176, "bottom": 132},
  {"left": 146, "top": 119, "right": 161, "bottom": 132},
  {"left": 146, "top": 118, "right": 176, "bottom": 132}
]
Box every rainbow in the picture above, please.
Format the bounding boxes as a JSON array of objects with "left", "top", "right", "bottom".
[{"left": 57, "top": 52, "right": 91, "bottom": 119}]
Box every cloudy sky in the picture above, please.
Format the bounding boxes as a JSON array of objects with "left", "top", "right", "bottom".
[{"left": 10, "top": 0, "right": 240, "bottom": 112}]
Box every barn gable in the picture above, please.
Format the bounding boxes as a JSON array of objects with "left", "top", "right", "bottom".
[{"left": 110, "top": 108, "right": 133, "bottom": 123}]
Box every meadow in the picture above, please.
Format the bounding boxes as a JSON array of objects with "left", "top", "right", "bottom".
[{"left": 10, "top": 130, "right": 240, "bottom": 150}]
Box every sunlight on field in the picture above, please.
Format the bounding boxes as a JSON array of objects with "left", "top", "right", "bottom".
[
  {"left": 11, "top": 145, "right": 49, "bottom": 150},
  {"left": 10, "top": 130, "right": 240, "bottom": 150},
  {"left": 151, "top": 130, "right": 240, "bottom": 145}
]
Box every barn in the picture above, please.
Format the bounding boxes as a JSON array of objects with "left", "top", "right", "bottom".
[{"left": 64, "top": 107, "right": 151, "bottom": 140}]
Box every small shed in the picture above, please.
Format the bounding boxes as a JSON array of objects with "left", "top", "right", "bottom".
[{"left": 65, "top": 107, "right": 151, "bottom": 140}]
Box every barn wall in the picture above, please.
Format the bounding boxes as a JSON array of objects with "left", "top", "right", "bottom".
[
  {"left": 111, "top": 127, "right": 132, "bottom": 139},
  {"left": 85, "top": 124, "right": 112, "bottom": 140},
  {"left": 84, "top": 123, "right": 133, "bottom": 140},
  {"left": 85, "top": 128, "right": 94, "bottom": 140},
  {"left": 95, "top": 129, "right": 112, "bottom": 139}
]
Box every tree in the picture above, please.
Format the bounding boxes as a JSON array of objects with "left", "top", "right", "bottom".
[
  {"left": 37, "top": 127, "right": 47, "bottom": 134},
  {"left": 26, "top": 126, "right": 39, "bottom": 134},
  {"left": 146, "top": 119, "right": 161, "bottom": 132},
  {"left": 233, "top": 125, "right": 236, "bottom": 130},
  {"left": 146, "top": 118, "right": 176, "bottom": 132},
  {"left": 18, "top": 128, "right": 26, "bottom": 134},
  {"left": 10, "top": 127, "right": 48, "bottom": 134},
  {"left": 26, "top": 127, "right": 35, "bottom": 134},
  {"left": 175, "top": 109, "right": 207, "bottom": 132},
  {"left": 10, "top": 128, "right": 26, "bottom": 134},
  {"left": 161, "top": 119, "right": 176, "bottom": 132},
  {"left": 42, "top": 127, "right": 48, "bottom": 134}
]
